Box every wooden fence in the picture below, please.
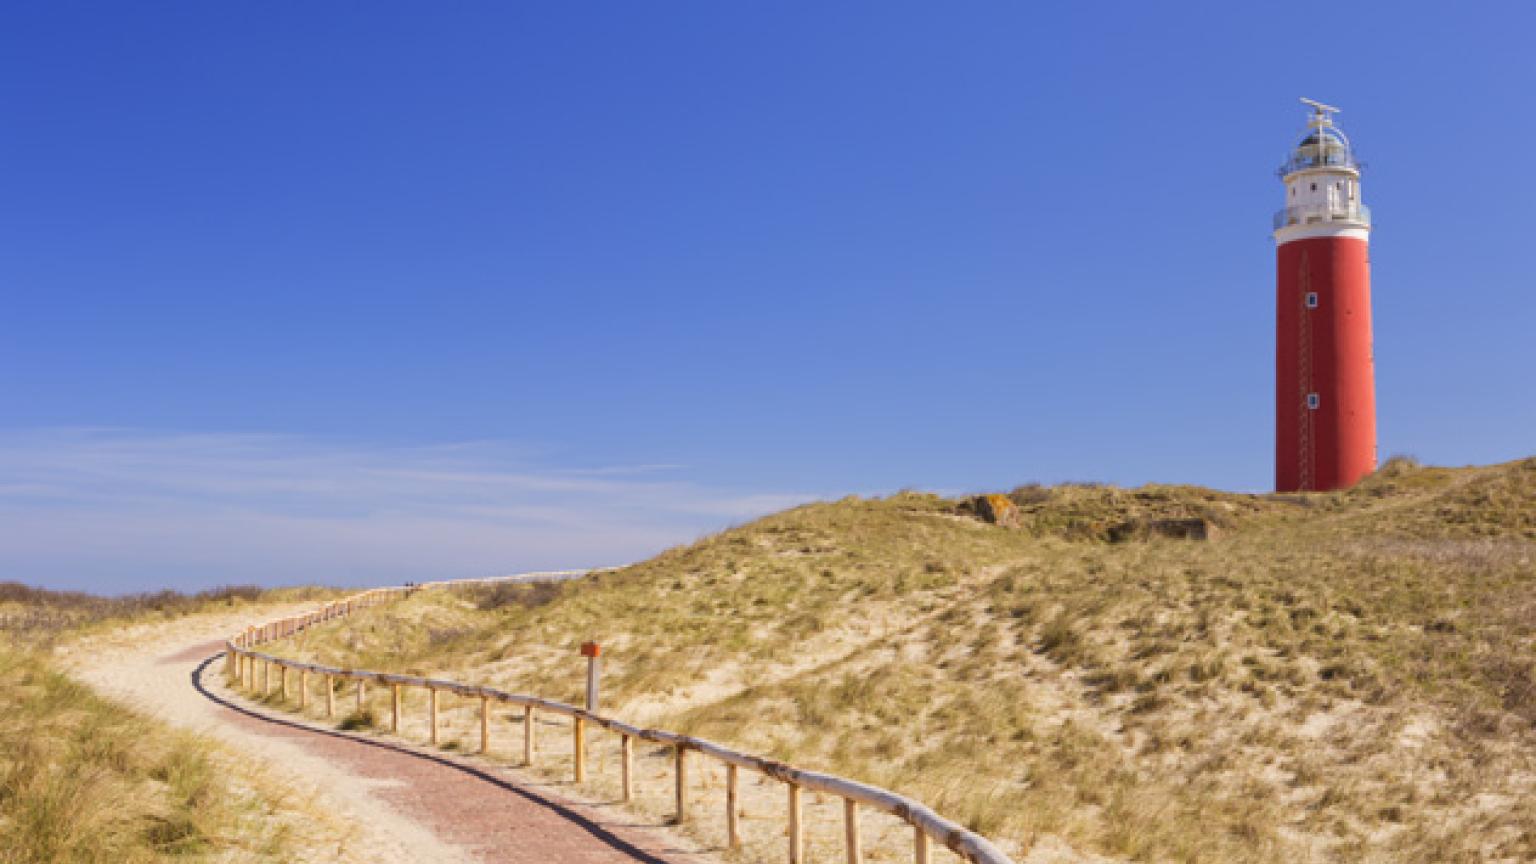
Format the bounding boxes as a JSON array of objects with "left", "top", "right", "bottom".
[{"left": 224, "top": 572, "right": 1017, "bottom": 864}]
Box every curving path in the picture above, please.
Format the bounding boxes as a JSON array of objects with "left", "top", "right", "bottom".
[{"left": 66, "top": 607, "right": 716, "bottom": 864}]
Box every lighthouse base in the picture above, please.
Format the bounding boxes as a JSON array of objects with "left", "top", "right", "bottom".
[{"left": 1275, "top": 235, "right": 1377, "bottom": 493}]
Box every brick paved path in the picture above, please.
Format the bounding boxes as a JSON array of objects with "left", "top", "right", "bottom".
[{"left": 185, "top": 643, "right": 715, "bottom": 864}]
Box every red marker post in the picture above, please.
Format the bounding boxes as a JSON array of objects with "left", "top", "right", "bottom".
[{"left": 581, "top": 641, "right": 602, "bottom": 712}]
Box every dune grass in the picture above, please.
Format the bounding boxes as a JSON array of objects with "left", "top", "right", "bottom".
[
  {"left": 0, "top": 583, "right": 336, "bottom": 647},
  {"left": 267, "top": 456, "right": 1536, "bottom": 863},
  {"left": 0, "top": 643, "right": 302, "bottom": 863},
  {"left": 0, "top": 583, "right": 353, "bottom": 863}
]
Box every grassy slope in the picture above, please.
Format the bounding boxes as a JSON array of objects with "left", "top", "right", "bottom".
[
  {"left": 273, "top": 457, "right": 1536, "bottom": 864},
  {"left": 1, "top": 587, "right": 340, "bottom": 863},
  {"left": 0, "top": 646, "right": 304, "bottom": 864}
]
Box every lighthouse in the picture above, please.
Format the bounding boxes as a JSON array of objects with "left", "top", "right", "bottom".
[{"left": 1273, "top": 99, "right": 1377, "bottom": 492}]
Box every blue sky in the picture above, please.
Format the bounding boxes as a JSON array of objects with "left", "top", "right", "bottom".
[{"left": 4, "top": 4, "right": 1534, "bottom": 592}]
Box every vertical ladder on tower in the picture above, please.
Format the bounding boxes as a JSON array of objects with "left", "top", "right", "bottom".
[{"left": 1296, "top": 252, "right": 1314, "bottom": 492}]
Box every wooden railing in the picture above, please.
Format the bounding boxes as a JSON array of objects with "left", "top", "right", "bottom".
[{"left": 224, "top": 572, "right": 1017, "bottom": 864}]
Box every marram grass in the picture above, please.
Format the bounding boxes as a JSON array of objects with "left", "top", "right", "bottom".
[
  {"left": 0, "top": 645, "right": 301, "bottom": 863},
  {"left": 270, "top": 457, "right": 1536, "bottom": 863}
]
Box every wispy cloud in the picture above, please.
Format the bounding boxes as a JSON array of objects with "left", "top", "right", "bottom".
[{"left": 0, "top": 428, "right": 815, "bottom": 593}]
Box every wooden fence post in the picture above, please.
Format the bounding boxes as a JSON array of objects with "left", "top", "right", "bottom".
[
  {"left": 299, "top": 670, "right": 308, "bottom": 710},
  {"left": 479, "top": 696, "right": 489, "bottom": 754},
  {"left": 429, "top": 688, "right": 439, "bottom": 745},
  {"left": 914, "top": 826, "right": 929, "bottom": 864},
  {"left": 391, "top": 684, "right": 401, "bottom": 733},
  {"left": 523, "top": 705, "right": 536, "bottom": 765},
  {"left": 788, "top": 783, "right": 804, "bottom": 864},
  {"left": 621, "top": 734, "right": 633, "bottom": 803},
  {"left": 844, "top": 799, "right": 861, "bottom": 864},
  {"left": 263, "top": 660, "right": 270, "bottom": 695},
  {"left": 573, "top": 717, "right": 586, "bottom": 782},
  {"left": 325, "top": 674, "right": 335, "bottom": 718},
  {"left": 727, "top": 763, "right": 740, "bottom": 849},
  {"left": 674, "top": 746, "right": 688, "bottom": 824},
  {"left": 280, "top": 666, "right": 289, "bottom": 702}
]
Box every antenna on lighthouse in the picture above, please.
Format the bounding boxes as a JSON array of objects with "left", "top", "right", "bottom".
[{"left": 1299, "top": 97, "right": 1341, "bottom": 129}]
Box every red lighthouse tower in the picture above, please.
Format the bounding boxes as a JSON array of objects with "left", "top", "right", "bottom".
[{"left": 1274, "top": 99, "right": 1377, "bottom": 492}]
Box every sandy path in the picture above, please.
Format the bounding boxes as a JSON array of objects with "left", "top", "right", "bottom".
[{"left": 63, "top": 605, "right": 717, "bottom": 864}]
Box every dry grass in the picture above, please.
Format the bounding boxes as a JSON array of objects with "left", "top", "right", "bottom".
[
  {"left": 267, "top": 457, "right": 1536, "bottom": 863},
  {"left": 0, "top": 584, "right": 350, "bottom": 862},
  {"left": 0, "top": 583, "right": 336, "bottom": 648},
  {"left": 0, "top": 643, "right": 305, "bottom": 863}
]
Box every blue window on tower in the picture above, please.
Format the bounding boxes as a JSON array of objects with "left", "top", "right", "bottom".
[
  {"left": 1307, "top": 393, "right": 1320, "bottom": 410},
  {"left": 1306, "top": 292, "right": 1319, "bottom": 308}
]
